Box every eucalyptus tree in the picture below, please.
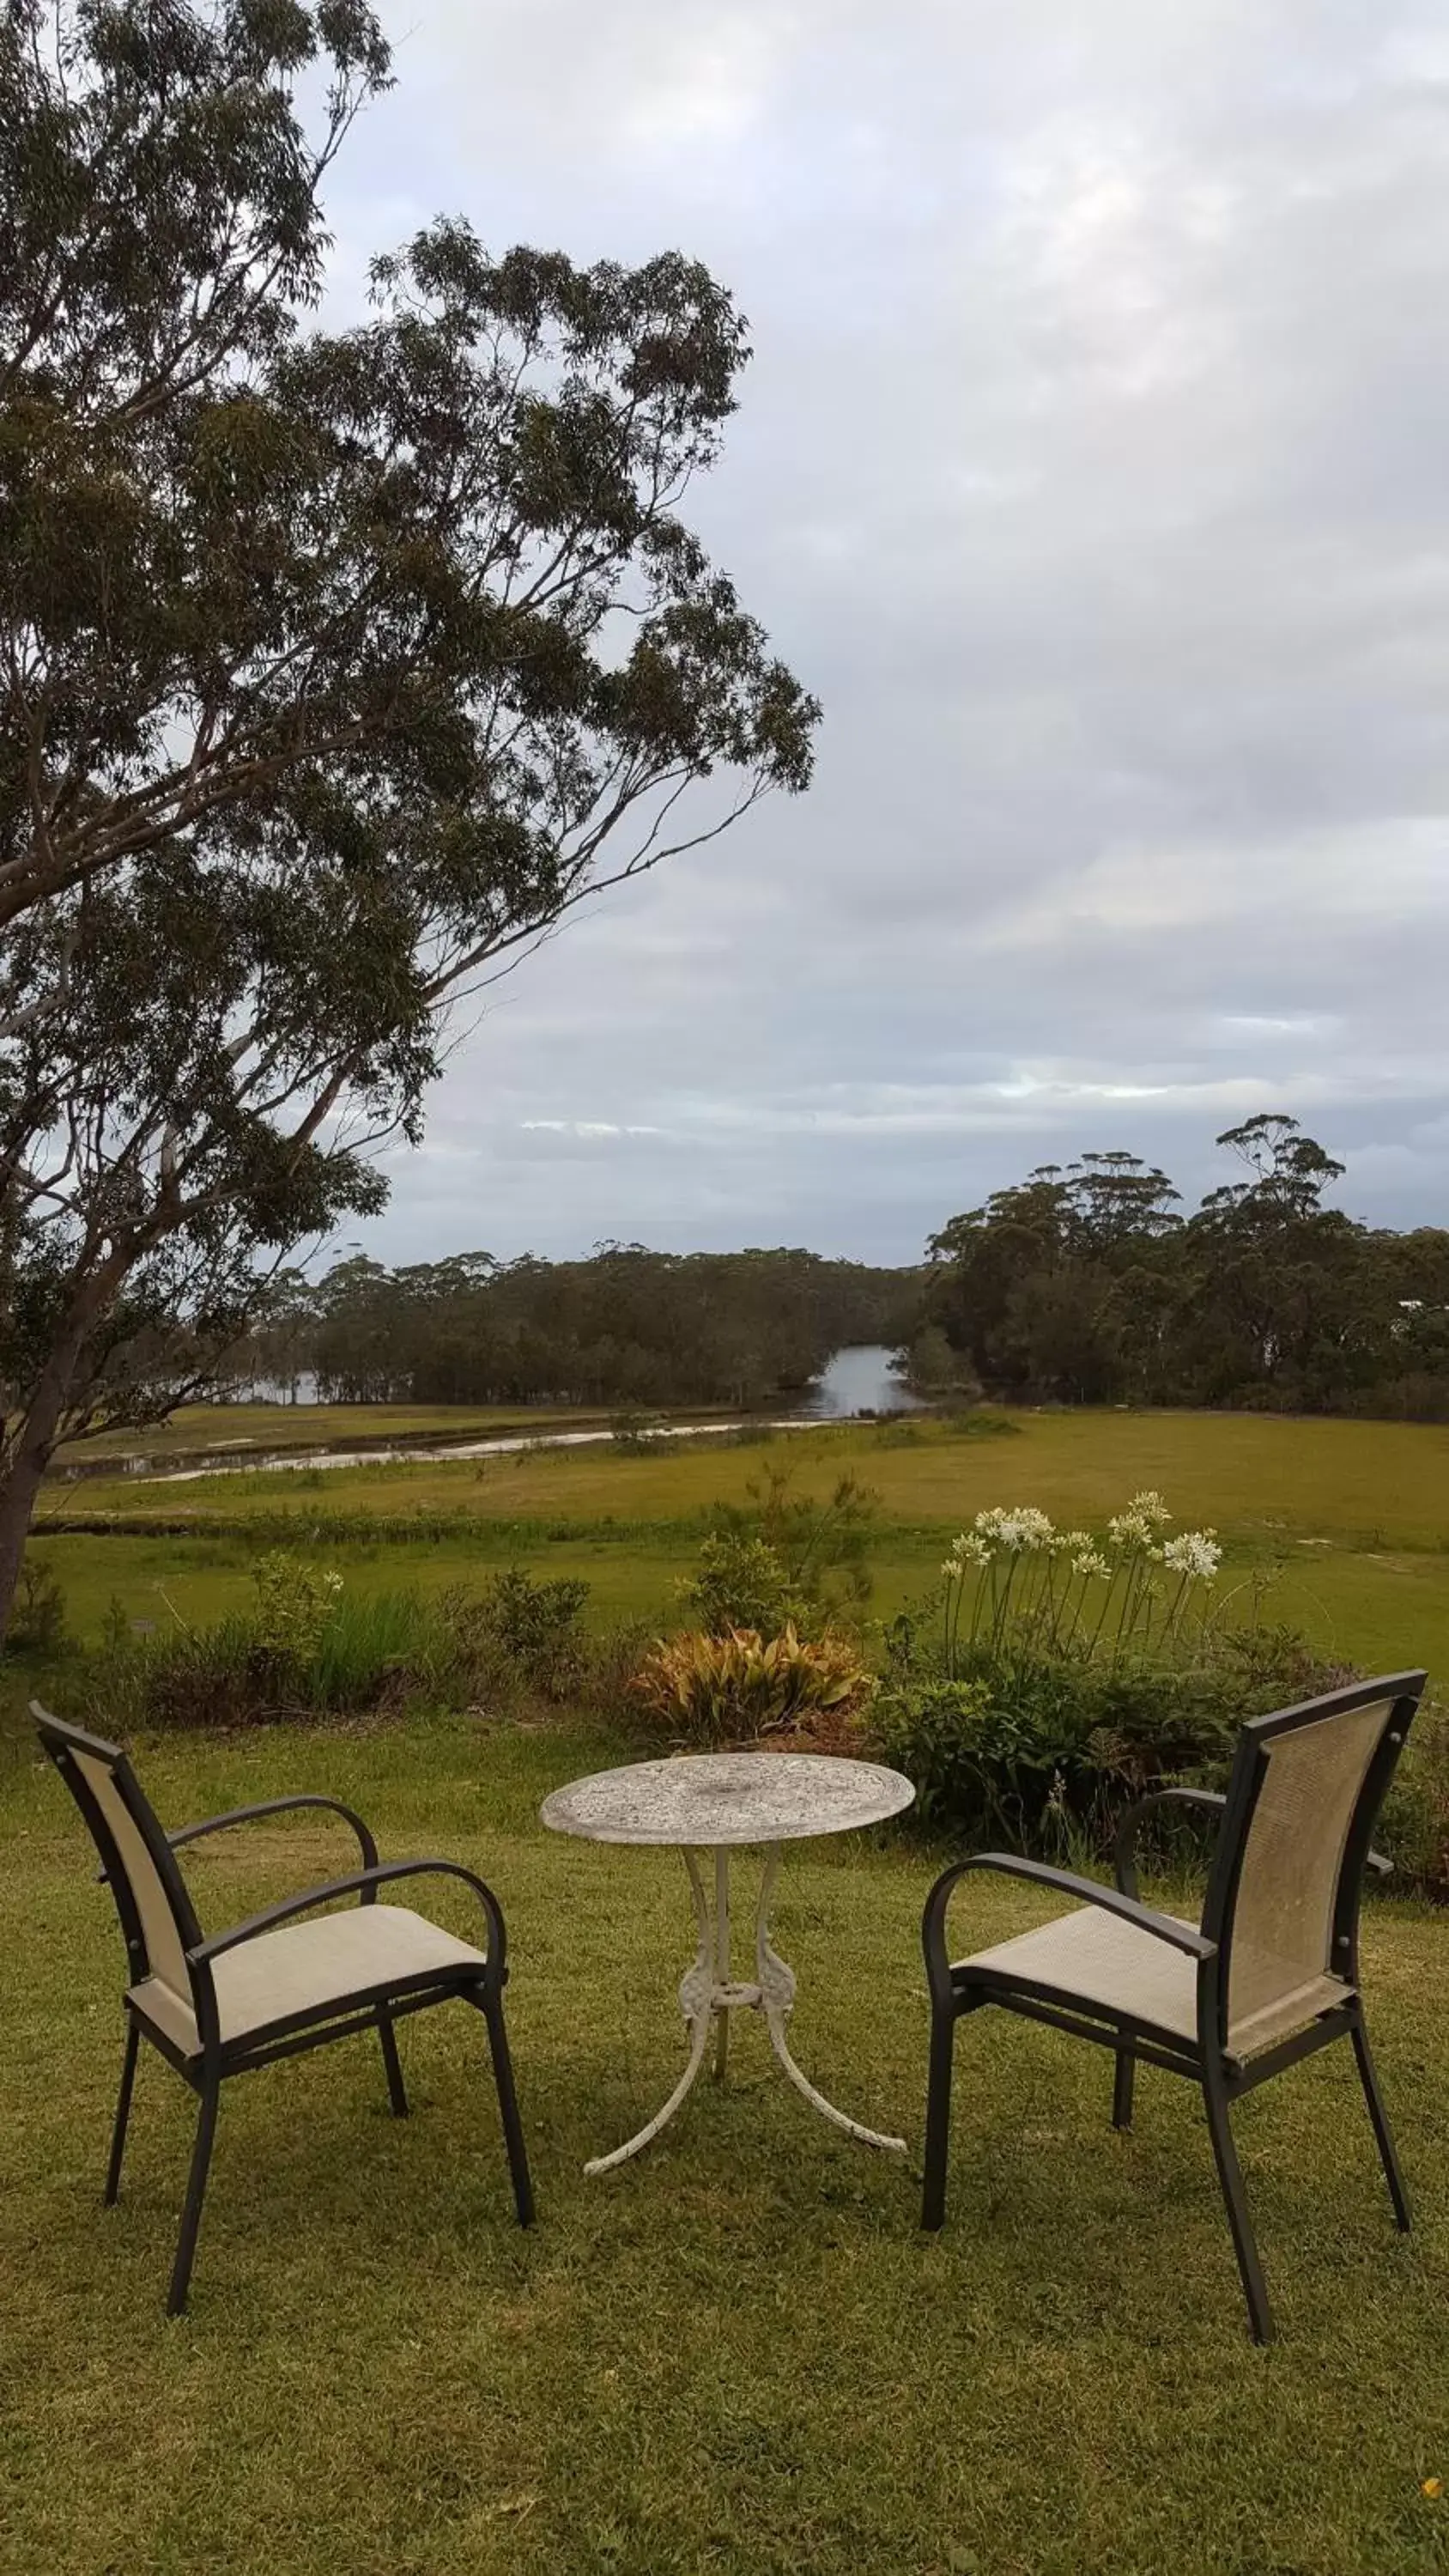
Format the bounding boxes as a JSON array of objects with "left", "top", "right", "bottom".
[{"left": 0, "top": 0, "right": 818, "bottom": 1628}]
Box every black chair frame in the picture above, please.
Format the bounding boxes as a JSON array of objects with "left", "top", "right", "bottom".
[
  {"left": 920, "top": 1672, "right": 1425, "bottom": 2342},
  {"left": 35, "top": 1707, "right": 534, "bottom": 2314}
]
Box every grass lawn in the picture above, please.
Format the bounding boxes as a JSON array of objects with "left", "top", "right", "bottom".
[
  {"left": 3, "top": 1715, "right": 1449, "bottom": 2574},
  {"left": 27, "top": 1407, "right": 1449, "bottom": 1679}
]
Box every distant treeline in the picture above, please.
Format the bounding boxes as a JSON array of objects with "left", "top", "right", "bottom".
[
  {"left": 234, "top": 1247, "right": 919, "bottom": 1411},
  {"left": 917, "top": 1115, "right": 1449, "bottom": 1419},
  {"left": 221, "top": 1115, "right": 1449, "bottom": 1422}
]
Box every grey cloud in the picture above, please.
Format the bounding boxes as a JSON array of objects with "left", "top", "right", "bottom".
[{"left": 331, "top": 0, "right": 1449, "bottom": 1263}]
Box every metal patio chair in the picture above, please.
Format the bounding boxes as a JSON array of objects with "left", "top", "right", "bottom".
[
  {"left": 919, "top": 1671, "right": 1426, "bottom": 2341},
  {"left": 33, "top": 1705, "right": 534, "bottom": 2314}
]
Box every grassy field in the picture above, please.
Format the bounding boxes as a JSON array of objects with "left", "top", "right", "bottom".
[
  {"left": 3, "top": 1716, "right": 1449, "bottom": 2574},
  {"left": 27, "top": 1407, "right": 1449, "bottom": 1681}
]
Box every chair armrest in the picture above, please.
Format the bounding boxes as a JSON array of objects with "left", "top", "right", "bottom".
[
  {"left": 168, "top": 1795, "right": 379, "bottom": 1872},
  {"left": 922, "top": 1852, "right": 1214, "bottom": 2010},
  {"left": 189, "top": 1857, "right": 508, "bottom": 1978},
  {"left": 96, "top": 1792, "right": 379, "bottom": 1893},
  {"left": 1114, "top": 1787, "right": 1225, "bottom": 1899},
  {"left": 1366, "top": 1849, "right": 1394, "bottom": 1880}
]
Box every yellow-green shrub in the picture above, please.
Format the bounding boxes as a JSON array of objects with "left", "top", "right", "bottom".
[{"left": 630, "top": 1624, "right": 873, "bottom": 1749}]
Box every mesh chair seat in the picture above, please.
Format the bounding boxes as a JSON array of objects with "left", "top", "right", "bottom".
[
  {"left": 130, "top": 1903, "right": 490, "bottom": 2059},
  {"left": 960, "top": 1906, "right": 1351, "bottom": 2061}
]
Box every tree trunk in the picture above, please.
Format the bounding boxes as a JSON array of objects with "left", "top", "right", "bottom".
[{"left": 0, "top": 1269, "right": 115, "bottom": 1643}]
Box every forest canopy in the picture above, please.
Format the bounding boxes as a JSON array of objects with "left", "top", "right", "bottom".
[{"left": 209, "top": 1115, "right": 1449, "bottom": 1424}]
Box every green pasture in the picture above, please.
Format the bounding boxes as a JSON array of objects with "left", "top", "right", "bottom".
[
  {"left": 27, "top": 1407, "right": 1449, "bottom": 1685},
  {"left": 4, "top": 1716, "right": 1449, "bottom": 2575}
]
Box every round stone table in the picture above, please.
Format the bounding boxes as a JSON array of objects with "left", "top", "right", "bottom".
[{"left": 540, "top": 1752, "right": 916, "bottom": 2174}]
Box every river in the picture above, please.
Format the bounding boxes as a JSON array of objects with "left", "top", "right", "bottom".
[
  {"left": 799, "top": 1343, "right": 922, "bottom": 1418},
  {"left": 84, "top": 1343, "right": 919, "bottom": 1485}
]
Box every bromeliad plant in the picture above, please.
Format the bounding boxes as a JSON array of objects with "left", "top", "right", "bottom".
[
  {"left": 631, "top": 1625, "right": 874, "bottom": 1750},
  {"left": 940, "top": 1491, "right": 1223, "bottom": 1677}
]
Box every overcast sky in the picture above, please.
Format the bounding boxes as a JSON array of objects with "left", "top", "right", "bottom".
[{"left": 323, "top": 0, "right": 1449, "bottom": 1266}]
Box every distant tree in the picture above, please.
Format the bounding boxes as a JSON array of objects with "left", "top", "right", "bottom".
[
  {"left": 0, "top": 0, "right": 818, "bottom": 1631},
  {"left": 918, "top": 1115, "right": 1449, "bottom": 1419},
  {"left": 896, "top": 1322, "right": 979, "bottom": 1399},
  {"left": 1198, "top": 1115, "right": 1347, "bottom": 1228}
]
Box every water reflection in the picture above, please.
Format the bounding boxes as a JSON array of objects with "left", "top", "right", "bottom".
[{"left": 803, "top": 1344, "right": 921, "bottom": 1419}]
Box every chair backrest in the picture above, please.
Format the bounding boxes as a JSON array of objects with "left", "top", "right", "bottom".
[
  {"left": 33, "top": 1704, "right": 203, "bottom": 2008},
  {"left": 1203, "top": 1672, "right": 1425, "bottom": 2057}
]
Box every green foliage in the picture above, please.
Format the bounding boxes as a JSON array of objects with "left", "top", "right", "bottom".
[
  {"left": 250, "top": 1246, "right": 912, "bottom": 1412},
  {"left": 678, "top": 1532, "right": 804, "bottom": 1636},
  {"left": 923, "top": 1114, "right": 1449, "bottom": 1420},
  {"left": 874, "top": 1482, "right": 1349, "bottom": 1850},
  {"left": 251, "top": 1551, "right": 343, "bottom": 1660},
  {"left": 897, "top": 1324, "right": 980, "bottom": 1399},
  {"left": 1, "top": 1556, "right": 70, "bottom": 1658},
  {"left": 472, "top": 1568, "right": 591, "bottom": 1698},
  {"left": 73, "top": 1552, "right": 605, "bottom": 1728},
  {"left": 709, "top": 1463, "right": 877, "bottom": 1622},
  {"left": 0, "top": 4, "right": 819, "bottom": 1637},
  {"left": 872, "top": 1632, "right": 1346, "bottom": 1851},
  {"left": 631, "top": 1624, "right": 874, "bottom": 1750}
]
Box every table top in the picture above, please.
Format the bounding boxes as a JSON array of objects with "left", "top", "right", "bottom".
[{"left": 539, "top": 1751, "right": 916, "bottom": 1848}]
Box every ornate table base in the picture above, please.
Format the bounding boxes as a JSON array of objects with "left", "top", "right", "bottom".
[{"left": 585, "top": 1844, "right": 907, "bottom": 2175}]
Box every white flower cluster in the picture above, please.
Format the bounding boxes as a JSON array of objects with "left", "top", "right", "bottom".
[
  {"left": 944, "top": 1505, "right": 1061, "bottom": 1572},
  {"left": 1107, "top": 1490, "right": 1173, "bottom": 1548},
  {"left": 1070, "top": 1547, "right": 1113, "bottom": 1580},
  {"left": 1161, "top": 1528, "right": 1221, "bottom": 1581},
  {"left": 941, "top": 1490, "right": 1219, "bottom": 1590}
]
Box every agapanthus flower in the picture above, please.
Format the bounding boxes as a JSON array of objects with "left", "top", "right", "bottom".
[
  {"left": 1161, "top": 1529, "right": 1221, "bottom": 1581},
  {"left": 1107, "top": 1509, "right": 1155, "bottom": 1549},
  {"left": 1070, "top": 1547, "right": 1113, "bottom": 1580},
  {"left": 948, "top": 1529, "right": 991, "bottom": 1566},
  {"left": 973, "top": 1504, "right": 1056, "bottom": 1552}
]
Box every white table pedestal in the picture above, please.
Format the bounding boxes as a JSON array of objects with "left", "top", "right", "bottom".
[{"left": 585, "top": 1842, "right": 908, "bottom": 2176}]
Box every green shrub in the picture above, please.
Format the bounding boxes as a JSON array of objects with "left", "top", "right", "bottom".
[
  {"left": 252, "top": 1551, "right": 343, "bottom": 1658},
  {"left": 678, "top": 1532, "right": 804, "bottom": 1637},
  {"left": 2, "top": 1558, "right": 70, "bottom": 1659},
  {"left": 707, "top": 1464, "right": 877, "bottom": 1621},
  {"left": 631, "top": 1625, "right": 874, "bottom": 1750},
  {"left": 871, "top": 1632, "right": 1348, "bottom": 1855},
  {"left": 1379, "top": 1697, "right": 1449, "bottom": 1899},
  {"left": 475, "top": 1567, "right": 591, "bottom": 1698},
  {"left": 873, "top": 1488, "right": 1354, "bottom": 1856},
  {"left": 73, "top": 1557, "right": 603, "bottom": 1731}
]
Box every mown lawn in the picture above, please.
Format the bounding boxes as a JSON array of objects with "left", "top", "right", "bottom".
[{"left": 3, "top": 1716, "right": 1449, "bottom": 2575}]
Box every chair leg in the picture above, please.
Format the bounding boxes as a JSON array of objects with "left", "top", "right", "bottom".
[
  {"left": 921, "top": 2010, "right": 956, "bottom": 2232},
  {"left": 481, "top": 1985, "right": 534, "bottom": 2228},
  {"left": 1112, "top": 2041, "right": 1136, "bottom": 2132},
  {"left": 104, "top": 2020, "right": 140, "bottom": 2206},
  {"left": 1350, "top": 2014, "right": 1411, "bottom": 2231},
  {"left": 167, "top": 2081, "right": 220, "bottom": 2318},
  {"left": 377, "top": 2012, "right": 409, "bottom": 2117},
  {"left": 1202, "top": 2063, "right": 1273, "bottom": 2344}
]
